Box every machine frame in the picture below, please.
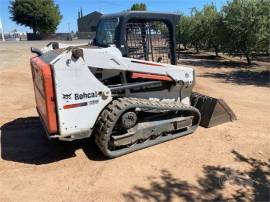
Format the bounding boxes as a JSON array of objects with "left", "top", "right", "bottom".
[{"left": 30, "top": 11, "right": 236, "bottom": 157}]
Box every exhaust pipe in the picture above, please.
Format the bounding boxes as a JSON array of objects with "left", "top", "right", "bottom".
[
  {"left": 191, "top": 92, "right": 237, "bottom": 128},
  {"left": 31, "top": 47, "right": 42, "bottom": 56}
]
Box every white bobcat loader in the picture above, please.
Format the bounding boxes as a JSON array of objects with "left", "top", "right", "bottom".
[{"left": 30, "top": 11, "right": 236, "bottom": 158}]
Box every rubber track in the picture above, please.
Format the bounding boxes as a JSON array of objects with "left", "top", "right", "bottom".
[{"left": 95, "top": 97, "right": 201, "bottom": 158}]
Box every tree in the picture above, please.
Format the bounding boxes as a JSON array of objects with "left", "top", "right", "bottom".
[
  {"left": 9, "top": 0, "right": 62, "bottom": 34},
  {"left": 176, "top": 14, "right": 191, "bottom": 50},
  {"left": 221, "top": 0, "right": 270, "bottom": 64},
  {"left": 200, "top": 4, "right": 222, "bottom": 56},
  {"left": 189, "top": 8, "right": 204, "bottom": 53},
  {"left": 130, "top": 3, "right": 147, "bottom": 11},
  {"left": 254, "top": 0, "right": 270, "bottom": 55}
]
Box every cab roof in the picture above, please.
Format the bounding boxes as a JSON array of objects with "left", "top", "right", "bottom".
[{"left": 100, "top": 11, "right": 180, "bottom": 25}]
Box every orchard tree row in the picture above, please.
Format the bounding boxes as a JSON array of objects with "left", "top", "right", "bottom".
[{"left": 176, "top": 0, "right": 270, "bottom": 64}]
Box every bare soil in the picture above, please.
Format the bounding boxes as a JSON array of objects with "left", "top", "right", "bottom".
[{"left": 0, "top": 41, "right": 269, "bottom": 202}]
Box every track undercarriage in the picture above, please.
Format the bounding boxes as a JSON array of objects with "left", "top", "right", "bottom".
[{"left": 95, "top": 97, "right": 201, "bottom": 158}]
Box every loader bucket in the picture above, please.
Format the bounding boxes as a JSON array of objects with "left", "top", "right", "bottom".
[{"left": 191, "top": 92, "right": 236, "bottom": 128}]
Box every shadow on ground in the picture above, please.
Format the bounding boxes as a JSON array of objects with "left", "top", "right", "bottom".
[
  {"left": 179, "top": 58, "right": 258, "bottom": 69},
  {"left": 201, "top": 70, "right": 270, "bottom": 87},
  {"left": 178, "top": 52, "right": 225, "bottom": 60},
  {"left": 123, "top": 150, "right": 270, "bottom": 202},
  {"left": 0, "top": 117, "right": 106, "bottom": 164},
  {"left": 177, "top": 51, "right": 270, "bottom": 68}
]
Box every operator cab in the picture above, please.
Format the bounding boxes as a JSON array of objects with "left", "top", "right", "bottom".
[{"left": 93, "top": 11, "right": 180, "bottom": 65}]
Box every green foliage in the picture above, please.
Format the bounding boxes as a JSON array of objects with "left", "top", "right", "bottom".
[
  {"left": 200, "top": 4, "right": 222, "bottom": 56},
  {"left": 221, "top": 0, "right": 270, "bottom": 63},
  {"left": 189, "top": 8, "right": 204, "bottom": 53},
  {"left": 176, "top": 14, "right": 191, "bottom": 49},
  {"left": 255, "top": 0, "right": 270, "bottom": 54},
  {"left": 9, "top": 0, "right": 62, "bottom": 34},
  {"left": 177, "top": 0, "right": 270, "bottom": 63},
  {"left": 130, "top": 3, "right": 147, "bottom": 11},
  {"left": 177, "top": 5, "right": 221, "bottom": 54}
]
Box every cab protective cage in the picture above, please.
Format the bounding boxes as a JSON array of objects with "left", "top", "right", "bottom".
[{"left": 94, "top": 11, "right": 180, "bottom": 65}]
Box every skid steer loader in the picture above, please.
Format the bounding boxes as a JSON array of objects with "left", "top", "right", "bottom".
[{"left": 30, "top": 11, "right": 236, "bottom": 158}]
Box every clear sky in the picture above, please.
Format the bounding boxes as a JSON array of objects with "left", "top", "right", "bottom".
[{"left": 0, "top": 0, "right": 226, "bottom": 33}]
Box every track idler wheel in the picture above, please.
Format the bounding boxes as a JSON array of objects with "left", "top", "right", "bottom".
[{"left": 121, "top": 111, "right": 137, "bottom": 129}]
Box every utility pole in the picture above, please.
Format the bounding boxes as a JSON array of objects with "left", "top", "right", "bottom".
[
  {"left": 0, "top": 18, "right": 5, "bottom": 41},
  {"left": 67, "top": 22, "right": 70, "bottom": 33},
  {"left": 67, "top": 22, "right": 71, "bottom": 41}
]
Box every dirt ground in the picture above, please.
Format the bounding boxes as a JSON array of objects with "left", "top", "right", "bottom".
[{"left": 0, "top": 41, "right": 269, "bottom": 202}]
